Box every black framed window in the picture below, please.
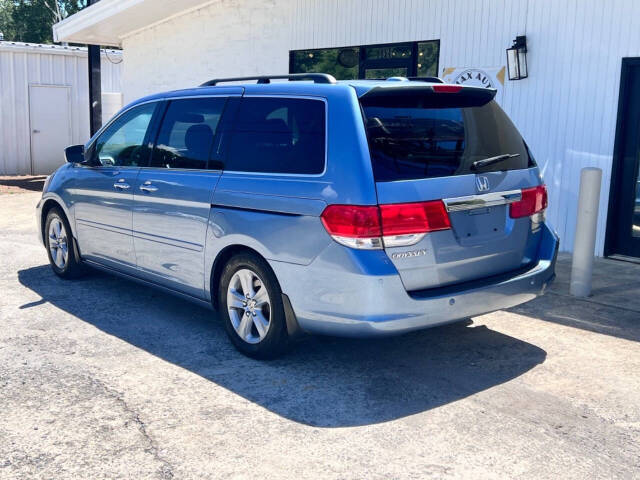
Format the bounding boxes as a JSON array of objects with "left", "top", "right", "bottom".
[
  {"left": 417, "top": 41, "right": 440, "bottom": 77},
  {"left": 290, "top": 40, "right": 439, "bottom": 80},
  {"left": 364, "top": 44, "right": 412, "bottom": 60},
  {"left": 290, "top": 47, "right": 359, "bottom": 80}
]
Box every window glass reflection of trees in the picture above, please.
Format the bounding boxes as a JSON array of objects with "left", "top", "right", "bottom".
[
  {"left": 417, "top": 41, "right": 439, "bottom": 77},
  {"left": 291, "top": 41, "right": 440, "bottom": 80},
  {"left": 292, "top": 48, "right": 360, "bottom": 80}
]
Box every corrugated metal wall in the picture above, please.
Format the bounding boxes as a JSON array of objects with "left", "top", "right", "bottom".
[{"left": 0, "top": 42, "right": 122, "bottom": 176}]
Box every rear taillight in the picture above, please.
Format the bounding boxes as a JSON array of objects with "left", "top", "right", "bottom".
[
  {"left": 320, "top": 205, "right": 383, "bottom": 249},
  {"left": 380, "top": 201, "right": 451, "bottom": 235},
  {"left": 322, "top": 186, "right": 548, "bottom": 251},
  {"left": 321, "top": 201, "right": 451, "bottom": 250},
  {"left": 509, "top": 185, "right": 548, "bottom": 218}
]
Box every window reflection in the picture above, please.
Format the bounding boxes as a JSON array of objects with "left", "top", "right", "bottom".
[
  {"left": 291, "top": 47, "right": 359, "bottom": 80},
  {"left": 365, "top": 45, "right": 412, "bottom": 60},
  {"left": 417, "top": 41, "right": 439, "bottom": 77},
  {"left": 291, "top": 40, "right": 440, "bottom": 80}
]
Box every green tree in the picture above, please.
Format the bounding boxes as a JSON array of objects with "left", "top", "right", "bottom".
[
  {"left": 0, "top": 0, "right": 86, "bottom": 44},
  {"left": 0, "top": 0, "right": 17, "bottom": 40}
]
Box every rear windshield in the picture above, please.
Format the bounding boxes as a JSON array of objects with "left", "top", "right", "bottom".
[{"left": 361, "top": 93, "right": 534, "bottom": 182}]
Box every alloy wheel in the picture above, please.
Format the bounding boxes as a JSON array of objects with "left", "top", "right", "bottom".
[
  {"left": 48, "top": 217, "right": 69, "bottom": 270},
  {"left": 226, "top": 268, "right": 271, "bottom": 344}
]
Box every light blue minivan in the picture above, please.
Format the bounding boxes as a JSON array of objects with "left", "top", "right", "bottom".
[{"left": 37, "top": 74, "right": 558, "bottom": 358}]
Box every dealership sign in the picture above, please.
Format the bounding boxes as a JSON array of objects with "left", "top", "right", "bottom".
[{"left": 441, "top": 66, "right": 506, "bottom": 103}]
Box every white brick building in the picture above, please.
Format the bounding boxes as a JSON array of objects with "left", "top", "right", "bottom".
[{"left": 53, "top": 0, "right": 640, "bottom": 259}]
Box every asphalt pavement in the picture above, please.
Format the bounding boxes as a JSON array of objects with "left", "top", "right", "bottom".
[{"left": 1, "top": 192, "right": 639, "bottom": 479}]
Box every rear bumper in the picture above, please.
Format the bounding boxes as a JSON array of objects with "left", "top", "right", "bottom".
[{"left": 271, "top": 223, "right": 559, "bottom": 337}]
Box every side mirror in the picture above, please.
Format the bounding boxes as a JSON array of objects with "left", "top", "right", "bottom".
[{"left": 64, "top": 144, "right": 85, "bottom": 164}]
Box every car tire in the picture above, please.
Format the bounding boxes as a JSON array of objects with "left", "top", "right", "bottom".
[
  {"left": 218, "top": 252, "right": 289, "bottom": 359},
  {"left": 44, "top": 207, "right": 84, "bottom": 279}
]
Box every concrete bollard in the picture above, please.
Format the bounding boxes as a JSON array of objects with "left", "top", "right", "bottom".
[{"left": 570, "top": 167, "right": 602, "bottom": 297}]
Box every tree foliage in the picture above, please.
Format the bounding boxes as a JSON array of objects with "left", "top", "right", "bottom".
[{"left": 0, "top": 0, "right": 86, "bottom": 44}]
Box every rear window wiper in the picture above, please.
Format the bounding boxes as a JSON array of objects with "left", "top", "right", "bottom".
[{"left": 471, "top": 153, "right": 520, "bottom": 171}]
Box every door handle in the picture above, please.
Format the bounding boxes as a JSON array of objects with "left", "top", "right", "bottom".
[
  {"left": 113, "top": 178, "right": 130, "bottom": 190},
  {"left": 139, "top": 181, "right": 158, "bottom": 193}
]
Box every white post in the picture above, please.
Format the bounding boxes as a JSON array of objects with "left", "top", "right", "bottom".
[{"left": 570, "top": 167, "right": 603, "bottom": 297}]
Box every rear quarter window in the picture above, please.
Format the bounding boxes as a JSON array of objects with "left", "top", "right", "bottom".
[
  {"left": 361, "top": 94, "right": 534, "bottom": 182},
  {"left": 225, "top": 97, "right": 325, "bottom": 174}
]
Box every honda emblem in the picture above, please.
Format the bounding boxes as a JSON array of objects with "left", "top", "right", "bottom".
[{"left": 476, "top": 176, "right": 490, "bottom": 192}]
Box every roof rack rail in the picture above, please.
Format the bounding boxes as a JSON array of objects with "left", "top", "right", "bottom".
[{"left": 200, "top": 73, "right": 337, "bottom": 86}]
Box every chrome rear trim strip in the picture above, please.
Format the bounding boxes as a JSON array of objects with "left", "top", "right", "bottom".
[{"left": 443, "top": 190, "right": 522, "bottom": 212}]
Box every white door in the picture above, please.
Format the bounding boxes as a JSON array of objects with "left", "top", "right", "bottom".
[{"left": 29, "top": 85, "right": 72, "bottom": 175}]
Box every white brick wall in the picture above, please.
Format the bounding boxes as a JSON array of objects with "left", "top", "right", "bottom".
[
  {"left": 120, "top": 0, "right": 640, "bottom": 255},
  {"left": 121, "top": 0, "right": 291, "bottom": 102}
]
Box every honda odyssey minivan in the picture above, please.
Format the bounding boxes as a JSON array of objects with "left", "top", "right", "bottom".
[{"left": 37, "top": 73, "right": 558, "bottom": 358}]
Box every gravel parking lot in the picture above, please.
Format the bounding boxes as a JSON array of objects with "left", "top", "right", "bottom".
[{"left": 1, "top": 191, "right": 639, "bottom": 479}]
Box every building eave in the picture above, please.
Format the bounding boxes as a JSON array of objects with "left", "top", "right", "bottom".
[
  {"left": 53, "top": 0, "right": 215, "bottom": 47},
  {"left": 0, "top": 40, "right": 122, "bottom": 57}
]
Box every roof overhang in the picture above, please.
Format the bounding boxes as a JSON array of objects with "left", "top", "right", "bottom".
[{"left": 53, "top": 0, "right": 214, "bottom": 47}]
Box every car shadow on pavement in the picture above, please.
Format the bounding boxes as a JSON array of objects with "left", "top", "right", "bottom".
[
  {"left": 0, "top": 175, "right": 46, "bottom": 193},
  {"left": 506, "top": 255, "right": 640, "bottom": 343},
  {"left": 18, "top": 265, "right": 547, "bottom": 428},
  {"left": 509, "top": 293, "right": 640, "bottom": 343}
]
